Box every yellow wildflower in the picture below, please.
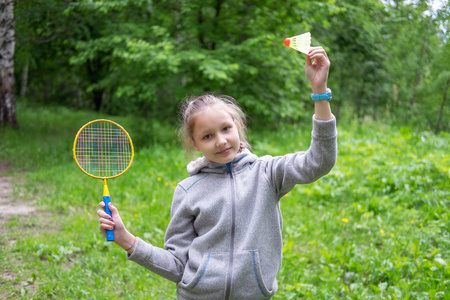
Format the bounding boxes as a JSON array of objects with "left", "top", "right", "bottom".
[{"left": 342, "top": 218, "right": 348, "bottom": 223}]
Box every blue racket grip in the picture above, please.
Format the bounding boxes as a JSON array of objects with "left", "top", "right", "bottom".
[{"left": 103, "top": 195, "right": 115, "bottom": 242}]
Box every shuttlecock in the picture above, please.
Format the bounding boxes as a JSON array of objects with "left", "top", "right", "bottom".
[{"left": 283, "top": 32, "right": 311, "bottom": 54}]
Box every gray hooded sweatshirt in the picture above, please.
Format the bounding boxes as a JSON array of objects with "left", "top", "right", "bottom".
[{"left": 128, "top": 116, "right": 337, "bottom": 300}]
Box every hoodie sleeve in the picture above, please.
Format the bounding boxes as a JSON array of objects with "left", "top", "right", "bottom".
[
  {"left": 127, "top": 185, "right": 194, "bottom": 283},
  {"left": 266, "top": 115, "right": 337, "bottom": 198}
]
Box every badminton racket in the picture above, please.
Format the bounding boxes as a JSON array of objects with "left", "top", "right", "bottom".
[
  {"left": 283, "top": 32, "right": 311, "bottom": 54},
  {"left": 73, "top": 119, "right": 134, "bottom": 241}
]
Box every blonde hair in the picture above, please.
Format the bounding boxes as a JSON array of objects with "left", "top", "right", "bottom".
[{"left": 178, "top": 93, "right": 251, "bottom": 157}]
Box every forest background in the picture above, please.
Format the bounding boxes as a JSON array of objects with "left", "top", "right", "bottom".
[
  {"left": 0, "top": 0, "right": 449, "bottom": 299},
  {"left": 5, "top": 0, "right": 450, "bottom": 131}
]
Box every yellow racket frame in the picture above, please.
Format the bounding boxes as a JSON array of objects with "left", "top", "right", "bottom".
[
  {"left": 73, "top": 119, "right": 134, "bottom": 241},
  {"left": 73, "top": 119, "right": 135, "bottom": 180}
]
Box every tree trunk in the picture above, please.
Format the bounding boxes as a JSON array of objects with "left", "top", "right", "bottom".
[
  {"left": 392, "top": 83, "right": 398, "bottom": 113},
  {"left": 210, "top": 0, "right": 224, "bottom": 50},
  {"left": 0, "top": 0, "right": 18, "bottom": 128},
  {"left": 409, "top": 16, "right": 431, "bottom": 111},
  {"left": 409, "top": 39, "right": 427, "bottom": 109},
  {"left": 372, "top": 83, "right": 379, "bottom": 121},
  {"left": 86, "top": 57, "right": 105, "bottom": 111},
  {"left": 435, "top": 77, "right": 449, "bottom": 134},
  {"left": 20, "top": 57, "right": 28, "bottom": 98}
]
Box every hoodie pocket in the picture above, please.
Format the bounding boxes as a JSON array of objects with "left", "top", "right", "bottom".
[
  {"left": 178, "top": 252, "right": 229, "bottom": 299},
  {"left": 178, "top": 251, "right": 276, "bottom": 300},
  {"left": 231, "top": 250, "right": 275, "bottom": 299}
]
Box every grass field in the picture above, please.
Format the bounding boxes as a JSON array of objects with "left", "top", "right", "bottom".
[{"left": 0, "top": 103, "right": 449, "bottom": 299}]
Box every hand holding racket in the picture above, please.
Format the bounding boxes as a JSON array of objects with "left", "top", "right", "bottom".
[{"left": 73, "top": 119, "right": 134, "bottom": 241}]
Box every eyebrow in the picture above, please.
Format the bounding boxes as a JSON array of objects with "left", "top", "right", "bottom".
[{"left": 196, "top": 121, "right": 233, "bottom": 137}]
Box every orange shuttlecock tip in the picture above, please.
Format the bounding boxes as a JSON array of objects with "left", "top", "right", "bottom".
[{"left": 283, "top": 38, "right": 291, "bottom": 47}]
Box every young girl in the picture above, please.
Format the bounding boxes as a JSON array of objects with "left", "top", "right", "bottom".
[{"left": 97, "top": 46, "right": 337, "bottom": 299}]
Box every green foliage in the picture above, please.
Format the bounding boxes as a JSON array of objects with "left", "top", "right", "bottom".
[
  {"left": 1, "top": 105, "right": 449, "bottom": 299},
  {"left": 0, "top": 101, "right": 176, "bottom": 173},
  {"left": 313, "top": 0, "right": 389, "bottom": 119},
  {"left": 15, "top": 0, "right": 450, "bottom": 130}
]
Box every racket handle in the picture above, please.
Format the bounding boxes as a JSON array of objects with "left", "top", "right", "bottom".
[{"left": 103, "top": 195, "right": 115, "bottom": 242}]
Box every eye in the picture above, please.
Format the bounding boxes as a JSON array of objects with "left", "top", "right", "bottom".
[
  {"left": 203, "top": 134, "right": 212, "bottom": 140},
  {"left": 223, "top": 126, "right": 231, "bottom": 132}
]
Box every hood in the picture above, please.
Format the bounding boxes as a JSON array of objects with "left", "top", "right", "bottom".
[{"left": 187, "top": 149, "right": 258, "bottom": 176}]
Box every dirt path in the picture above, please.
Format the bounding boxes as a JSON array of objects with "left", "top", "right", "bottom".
[
  {"left": 0, "top": 162, "right": 36, "bottom": 299},
  {"left": 0, "top": 162, "right": 36, "bottom": 235},
  {"left": 0, "top": 177, "right": 36, "bottom": 215},
  {"left": 0, "top": 162, "right": 46, "bottom": 298}
]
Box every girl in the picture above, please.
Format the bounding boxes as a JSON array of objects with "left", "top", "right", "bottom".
[{"left": 97, "top": 46, "right": 337, "bottom": 299}]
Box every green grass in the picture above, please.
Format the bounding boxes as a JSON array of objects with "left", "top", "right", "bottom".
[{"left": 0, "top": 104, "right": 449, "bottom": 299}]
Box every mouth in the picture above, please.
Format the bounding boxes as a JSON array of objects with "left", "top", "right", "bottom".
[{"left": 216, "top": 147, "right": 232, "bottom": 155}]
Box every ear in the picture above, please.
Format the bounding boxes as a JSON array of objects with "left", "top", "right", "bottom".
[{"left": 189, "top": 138, "right": 199, "bottom": 152}]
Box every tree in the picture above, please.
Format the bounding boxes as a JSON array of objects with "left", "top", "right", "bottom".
[
  {"left": 14, "top": 0, "right": 95, "bottom": 109},
  {"left": 435, "top": 77, "right": 449, "bottom": 133},
  {"left": 67, "top": 0, "right": 318, "bottom": 122},
  {"left": 311, "top": 0, "right": 389, "bottom": 120},
  {"left": 12, "top": 0, "right": 449, "bottom": 131},
  {"left": 382, "top": 0, "right": 450, "bottom": 131},
  {"left": 0, "top": 0, "right": 17, "bottom": 128}
]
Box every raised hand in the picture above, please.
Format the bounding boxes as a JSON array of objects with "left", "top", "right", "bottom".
[{"left": 305, "top": 46, "right": 330, "bottom": 94}]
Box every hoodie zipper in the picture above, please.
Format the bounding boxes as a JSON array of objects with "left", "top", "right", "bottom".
[{"left": 224, "top": 162, "right": 235, "bottom": 300}]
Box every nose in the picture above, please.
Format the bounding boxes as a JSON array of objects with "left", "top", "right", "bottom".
[{"left": 216, "top": 134, "right": 227, "bottom": 147}]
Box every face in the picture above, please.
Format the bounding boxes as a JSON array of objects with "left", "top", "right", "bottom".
[{"left": 189, "top": 105, "right": 241, "bottom": 164}]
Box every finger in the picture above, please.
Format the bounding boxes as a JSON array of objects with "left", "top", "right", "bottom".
[
  {"left": 305, "top": 54, "right": 312, "bottom": 68},
  {"left": 308, "top": 47, "right": 323, "bottom": 56},
  {"left": 308, "top": 49, "right": 327, "bottom": 59},
  {"left": 308, "top": 46, "right": 327, "bottom": 55},
  {"left": 99, "top": 201, "right": 105, "bottom": 208},
  {"left": 99, "top": 224, "right": 107, "bottom": 237},
  {"left": 99, "top": 216, "right": 115, "bottom": 227},
  {"left": 310, "top": 53, "right": 328, "bottom": 63},
  {"left": 308, "top": 47, "right": 329, "bottom": 60},
  {"left": 97, "top": 209, "right": 112, "bottom": 219},
  {"left": 99, "top": 222, "right": 115, "bottom": 231},
  {"left": 106, "top": 202, "right": 126, "bottom": 230},
  {"left": 108, "top": 202, "right": 121, "bottom": 221},
  {"left": 308, "top": 53, "right": 330, "bottom": 67}
]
